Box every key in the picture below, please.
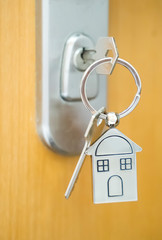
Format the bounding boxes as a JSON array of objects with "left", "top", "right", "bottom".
[{"left": 65, "top": 107, "right": 106, "bottom": 199}]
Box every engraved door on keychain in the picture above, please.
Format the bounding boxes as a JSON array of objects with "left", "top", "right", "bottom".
[{"left": 65, "top": 38, "right": 142, "bottom": 204}]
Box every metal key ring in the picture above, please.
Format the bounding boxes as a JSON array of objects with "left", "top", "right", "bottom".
[{"left": 80, "top": 57, "right": 141, "bottom": 120}]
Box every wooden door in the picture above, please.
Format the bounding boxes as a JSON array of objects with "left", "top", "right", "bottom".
[{"left": 0, "top": 0, "right": 162, "bottom": 239}]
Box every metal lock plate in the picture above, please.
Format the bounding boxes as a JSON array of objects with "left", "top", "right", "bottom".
[{"left": 35, "top": 0, "right": 108, "bottom": 155}]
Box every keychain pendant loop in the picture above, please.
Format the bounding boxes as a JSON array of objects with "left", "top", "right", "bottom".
[{"left": 80, "top": 57, "right": 141, "bottom": 120}]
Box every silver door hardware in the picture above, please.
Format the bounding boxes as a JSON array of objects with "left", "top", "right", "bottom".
[
  {"left": 60, "top": 33, "right": 98, "bottom": 101},
  {"left": 61, "top": 34, "right": 119, "bottom": 101},
  {"left": 35, "top": 0, "right": 118, "bottom": 155}
]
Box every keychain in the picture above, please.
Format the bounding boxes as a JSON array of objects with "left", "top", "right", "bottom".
[{"left": 65, "top": 54, "right": 142, "bottom": 204}]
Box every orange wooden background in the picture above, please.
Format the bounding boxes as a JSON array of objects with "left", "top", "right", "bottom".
[{"left": 0, "top": 0, "right": 162, "bottom": 239}]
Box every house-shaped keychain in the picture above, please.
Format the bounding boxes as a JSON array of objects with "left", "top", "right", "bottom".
[{"left": 86, "top": 127, "right": 142, "bottom": 204}]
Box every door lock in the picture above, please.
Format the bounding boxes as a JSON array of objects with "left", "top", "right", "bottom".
[
  {"left": 61, "top": 33, "right": 118, "bottom": 101},
  {"left": 35, "top": 0, "right": 118, "bottom": 155}
]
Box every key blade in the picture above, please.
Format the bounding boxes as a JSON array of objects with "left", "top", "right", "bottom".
[
  {"left": 65, "top": 141, "right": 88, "bottom": 199},
  {"left": 84, "top": 107, "right": 105, "bottom": 144},
  {"left": 90, "top": 119, "right": 105, "bottom": 145},
  {"left": 65, "top": 107, "right": 106, "bottom": 199}
]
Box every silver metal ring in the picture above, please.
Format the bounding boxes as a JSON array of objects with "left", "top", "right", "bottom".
[{"left": 80, "top": 57, "right": 141, "bottom": 120}]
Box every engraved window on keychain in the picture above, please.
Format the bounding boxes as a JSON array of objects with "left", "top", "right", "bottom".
[{"left": 65, "top": 48, "right": 142, "bottom": 204}]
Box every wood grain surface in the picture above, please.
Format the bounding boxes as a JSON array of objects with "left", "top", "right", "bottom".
[{"left": 0, "top": 0, "right": 162, "bottom": 239}]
